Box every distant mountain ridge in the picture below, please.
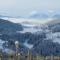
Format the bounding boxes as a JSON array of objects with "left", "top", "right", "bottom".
[
  {"left": 28, "top": 11, "right": 60, "bottom": 19},
  {"left": 0, "top": 11, "right": 60, "bottom": 19}
]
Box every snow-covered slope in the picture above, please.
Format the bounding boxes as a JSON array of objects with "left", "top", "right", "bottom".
[
  {"left": 46, "top": 19, "right": 60, "bottom": 25},
  {"left": 0, "top": 16, "right": 60, "bottom": 55}
]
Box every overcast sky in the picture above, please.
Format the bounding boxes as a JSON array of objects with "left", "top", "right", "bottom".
[{"left": 0, "top": 0, "right": 60, "bottom": 17}]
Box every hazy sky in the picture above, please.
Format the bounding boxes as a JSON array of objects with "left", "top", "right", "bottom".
[{"left": 0, "top": 0, "right": 60, "bottom": 17}]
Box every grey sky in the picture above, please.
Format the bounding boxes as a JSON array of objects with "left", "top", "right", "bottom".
[{"left": 0, "top": 0, "right": 60, "bottom": 17}]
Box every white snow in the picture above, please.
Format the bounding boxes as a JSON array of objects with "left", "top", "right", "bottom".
[
  {"left": 2, "top": 48, "right": 15, "bottom": 54},
  {"left": 17, "top": 27, "right": 43, "bottom": 33},
  {"left": 23, "top": 40, "right": 33, "bottom": 49},
  {"left": 46, "top": 32, "right": 60, "bottom": 44},
  {"left": 53, "top": 38, "right": 60, "bottom": 43},
  {"left": 0, "top": 39, "right": 5, "bottom": 49}
]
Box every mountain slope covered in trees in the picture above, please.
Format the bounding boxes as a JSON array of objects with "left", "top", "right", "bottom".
[{"left": 0, "top": 19, "right": 60, "bottom": 56}]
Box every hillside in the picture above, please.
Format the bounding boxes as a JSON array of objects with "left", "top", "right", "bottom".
[
  {"left": 0, "top": 19, "right": 23, "bottom": 34},
  {"left": 0, "top": 19, "right": 60, "bottom": 56},
  {"left": 46, "top": 19, "right": 60, "bottom": 25},
  {"left": 46, "top": 19, "right": 60, "bottom": 32}
]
